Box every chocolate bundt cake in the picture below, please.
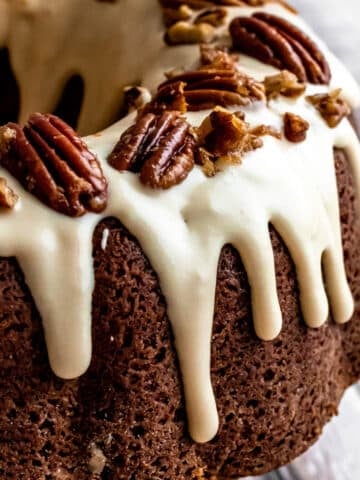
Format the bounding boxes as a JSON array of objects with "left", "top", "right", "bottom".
[{"left": 0, "top": 1, "right": 359, "bottom": 478}]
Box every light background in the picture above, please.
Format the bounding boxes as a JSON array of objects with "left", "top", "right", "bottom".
[{"left": 291, "top": 0, "right": 360, "bottom": 81}]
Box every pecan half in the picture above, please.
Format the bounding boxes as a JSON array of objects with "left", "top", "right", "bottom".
[
  {"left": 196, "top": 107, "right": 280, "bottom": 176},
  {"left": 108, "top": 111, "right": 195, "bottom": 189},
  {"left": 163, "top": 5, "right": 193, "bottom": 27},
  {"left": 151, "top": 55, "right": 265, "bottom": 112},
  {"left": 0, "top": 176, "right": 18, "bottom": 209},
  {"left": 264, "top": 70, "right": 306, "bottom": 100},
  {"left": 230, "top": 13, "right": 330, "bottom": 84},
  {"left": 306, "top": 89, "right": 351, "bottom": 128},
  {"left": 0, "top": 114, "right": 108, "bottom": 217},
  {"left": 283, "top": 112, "right": 309, "bottom": 142}
]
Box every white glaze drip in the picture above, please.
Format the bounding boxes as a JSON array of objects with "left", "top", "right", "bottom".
[
  {"left": 0, "top": 2, "right": 359, "bottom": 444},
  {"left": 0, "top": 1, "right": 359, "bottom": 134}
]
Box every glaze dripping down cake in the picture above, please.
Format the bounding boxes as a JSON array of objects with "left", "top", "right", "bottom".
[{"left": 0, "top": 1, "right": 359, "bottom": 479}]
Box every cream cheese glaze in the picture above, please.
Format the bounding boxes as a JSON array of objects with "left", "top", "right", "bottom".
[
  {"left": 1, "top": 1, "right": 360, "bottom": 444},
  {"left": 1, "top": 0, "right": 359, "bottom": 134}
]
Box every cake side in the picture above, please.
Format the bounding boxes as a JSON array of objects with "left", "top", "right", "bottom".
[
  {"left": 0, "top": 146, "right": 359, "bottom": 479},
  {"left": 0, "top": 1, "right": 359, "bottom": 478}
]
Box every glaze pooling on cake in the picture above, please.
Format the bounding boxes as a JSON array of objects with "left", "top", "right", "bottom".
[
  {"left": 0, "top": 2, "right": 359, "bottom": 445},
  {"left": 1, "top": 1, "right": 359, "bottom": 134}
]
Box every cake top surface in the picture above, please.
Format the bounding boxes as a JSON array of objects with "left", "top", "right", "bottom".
[{"left": 1, "top": 0, "right": 359, "bottom": 133}]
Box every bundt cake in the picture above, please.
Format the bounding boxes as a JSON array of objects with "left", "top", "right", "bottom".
[{"left": 0, "top": 1, "right": 359, "bottom": 478}]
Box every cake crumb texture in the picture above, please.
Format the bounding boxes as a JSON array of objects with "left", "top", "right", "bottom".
[{"left": 0, "top": 149, "right": 359, "bottom": 478}]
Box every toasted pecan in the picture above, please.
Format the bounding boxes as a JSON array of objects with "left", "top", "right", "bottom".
[
  {"left": 0, "top": 114, "right": 108, "bottom": 217},
  {"left": 150, "top": 52, "right": 265, "bottom": 113},
  {"left": 159, "top": 0, "right": 296, "bottom": 13},
  {"left": 108, "top": 111, "right": 195, "bottom": 189},
  {"left": 0, "top": 176, "right": 18, "bottom": 209},
  {"left": 264, "top": 70, "right": 306, "bottom": 100},
  {"left": 306, "top": 89, "right": 351, "bottom": 128},
  {"left": 284, "top": 112, "right": 309, "bottom": 142},
  {"left": 230, "top": 13, "right": 330, "bottom": 84},
  {"left": 165, "top": 20, "right": 216, "bottom": 45},
  {"left": 196, "top": 107, "right": 280, "bottom": 176}
]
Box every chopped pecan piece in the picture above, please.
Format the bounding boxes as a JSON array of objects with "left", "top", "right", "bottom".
[
  {"left": 145, "top": 81, "right": 188, "bottom": 114},
  {"left": 108, "top": 111, "right": 195, "bottom": 189},
  {"left": 123, "top": 86, "right": 152, "bottom": 114},
  {"left": 306, "top": 89, "right": 351, "bottom": 128},
  {"left": 151, "top": 55, "right": 265, "bottom": 112},
  {"left": 163, "top": 3, "right": 229, "bottom": 45},
  {"left": 196, "top": 107, "right": 280, "bottom": 176},
  {"left": 0, "top": 176, "right": 18, "bottom": 209},
  {"left": 284, "top": 112, "right": 309, "bottom": 142},
  {"left": 0, "top": 114, "right": 108, "bottom": 217},
  {"left": 165, "top": 20, "right": 216, "bottom": 45},
  {"left": 264, "top": 70, "right": 306, "bottom": 100},
  {"left": 230, "top": 13, "right": 330, "bottom": 84},
  {"left": 162, "top": 1, "right": 296, "bottom": 46}
]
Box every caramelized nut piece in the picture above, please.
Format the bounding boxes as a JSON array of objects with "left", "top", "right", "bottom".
[
  {"left": 200, "top": 44, "right": 239, "bottom": 69},
  {"left": 151, "top": 52, "right": 265, "bottom": 113},
  {"left": 146, "top": 81, "right": 188, "bottom": 114},
  {"left": 284, "top": 112, "right": 309, "bottom": 142},
  {"left": 264, "top": 70, "right": 306, "bottom": 100},
  {"left": 108, "top": 111, "right": 195, "bottom": 189},
  {"left": 0, "top": 177, "right": 18, "bottom": 209},
  {"left": 162, "top": 2, "right": 296, "bottom": 46},
  {"left": 196, "top": 107, "right": 280, "bottom": 176},
  {"left": 165, "top": 21, "right": 216, "bottom": 45},
  {"left": 0, "top": 114, "right": 108, "bottom": 217},
  {"left": 306, "top": 89, "right": 351, "bottom": 128},
  {"left": 159, "top": 1, "right": 296, "bottom": 14},
  {"left": 230, "top": 13, "right": 330, "bottom": 84}
]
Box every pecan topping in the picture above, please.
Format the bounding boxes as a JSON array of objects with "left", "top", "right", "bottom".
[
  {"left": 165, "top": 20, "right": 216, "bottom": 45},
  {"left": 108, "top": 111, "right": 195, "bottom": 189},
  {"left": 306, "top": 89, "right": 351, "bottom": 128},
  {"left": 123, "top": 86, "right": 152, "bottom": 114},
  {"left": 230, "top": 13, "right": 330, "bottom": 84},
  {"left": 196, "top": 107, "right": 280, "bottom": 176},
  {"left": 284, "top": 112, "right": 309, "bottom": 142},
  {"left": 146, "top": 81, "right": 188, "bottom": 114},
  {"left": 0, "top": 176, "right": 18, "bottom": 209},
  {"left": 0, "top": 114, "right": 108, "bottom": 217},
  {"left": 162, "top": 1, "right": 296, "bottom": 46},
  {"left": 200, "top": 44, "right": 239, "bottom": 69},
  {"left": 264, "top": 70, "right": 306, "bottom": 100},
  {"left": 151, "top": 53, "right": 265, "bottom": 113}
]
